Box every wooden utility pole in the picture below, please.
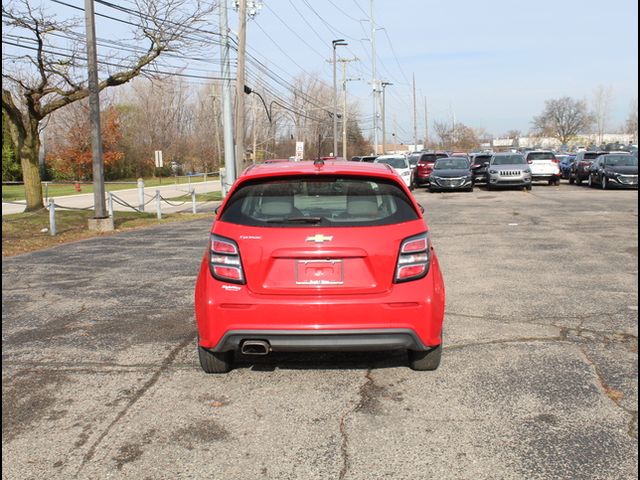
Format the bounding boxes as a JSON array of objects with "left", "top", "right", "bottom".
[
  {"left": 84, "top": 0, "right": 108, "bottom": 224},
  {"left": 338, "top": 57, "right": 359, "bottom": 160},
  {"left": 235, "top": 0, "right": 247, "bottom": 172}
]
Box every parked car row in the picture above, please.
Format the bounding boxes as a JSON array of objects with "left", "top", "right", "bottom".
[{"left": 350, "top": 148, "right": 637, "bottom": 192}]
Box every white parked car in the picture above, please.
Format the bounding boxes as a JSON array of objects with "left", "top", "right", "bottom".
[
  {"left": 374, "top": 154, "right": 413, "bottom": 189},
  {"left": 523, "top": 150, "right": 561, "bottom": 185}
]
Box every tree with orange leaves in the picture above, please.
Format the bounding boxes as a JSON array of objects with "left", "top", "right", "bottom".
[{"left": 46, "top": 104, "right": 124, "bottom": 181}]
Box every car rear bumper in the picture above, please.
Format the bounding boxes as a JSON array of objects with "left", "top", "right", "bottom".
[
  {"left": 195, "top": 255, "right": 446, "bottom": 351},
  {"left": 531, "top": 173, "right": 560, "bottom": 180},
  {"left": 211, "top": 328, "right": 430, "bottom": 352}
]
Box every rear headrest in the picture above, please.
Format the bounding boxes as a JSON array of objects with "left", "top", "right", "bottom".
[
  {"left": 260, "top": 183, "right": 294, "bottom": 216},
  {"left": 346, "top": 182, "right": 378, "bottom": 216}
]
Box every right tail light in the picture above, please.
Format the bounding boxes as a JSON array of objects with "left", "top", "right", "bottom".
[{"left": 394, "top": 232, "right": 432, "bottom": 283}]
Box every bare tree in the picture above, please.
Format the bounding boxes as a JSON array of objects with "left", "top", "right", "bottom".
[
  {"left": 592, "top": 85, "right": 613, "bottom": 145},
  {"left": 433, "top": 120, "right": 453, "bottom": 149},
  {"left": 1, "top": 0, "right": 212, "bottom": 210},
  {"left": 531, "top": 97, "right": 594, "bottom": 146}
]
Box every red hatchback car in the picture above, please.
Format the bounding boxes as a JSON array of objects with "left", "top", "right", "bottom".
[{"left": 194, "top": 160, "right": 446, "bottom": 373}]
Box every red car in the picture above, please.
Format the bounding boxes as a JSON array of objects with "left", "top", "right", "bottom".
[
  {"left": 413, "top": 151, "right": 449, "bottom": 187},
  {"left": 194, "top": 160, "right": 446, "bottom": 373}
]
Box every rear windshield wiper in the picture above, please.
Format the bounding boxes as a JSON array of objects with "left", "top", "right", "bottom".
[{"left": 266, "top": 216, "right": 324, "bottom": 224}]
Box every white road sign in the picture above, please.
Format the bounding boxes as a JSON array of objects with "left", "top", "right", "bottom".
[{"left": 154, "top": 150, "right": 164, "bottom": 168}]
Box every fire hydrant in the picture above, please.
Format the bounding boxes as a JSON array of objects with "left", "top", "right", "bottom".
[{"left": 74, "top": 182, "right": 81, "bottom": 192}]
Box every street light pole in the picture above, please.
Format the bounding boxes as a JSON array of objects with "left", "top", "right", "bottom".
[
  {"left": 332, "top": 39, "right": 347, "bottom": 157},
  {"left": 381, "top": 81, "right": 393, "bottom": 154}
]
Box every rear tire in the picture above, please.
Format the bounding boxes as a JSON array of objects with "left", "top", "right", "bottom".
[
  {"left": 409, "top": 345, "right": 442, "bottom": 371},
  {"left": 198, "top": 346, "right": 233, "bottom": 374},
  {"left": 576, "top": 176, "right": 582, "bottom": 185}
]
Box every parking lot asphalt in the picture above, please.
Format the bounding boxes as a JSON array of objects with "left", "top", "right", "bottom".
[{"left": 2, "top": 182, "right": 638, "bottom": 479}]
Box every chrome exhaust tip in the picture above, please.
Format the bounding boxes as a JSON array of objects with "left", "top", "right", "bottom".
[{"left": 241, "top": 340, "right": 270, "bottom": 355}]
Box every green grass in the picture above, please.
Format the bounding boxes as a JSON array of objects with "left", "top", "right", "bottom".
[
  {"left": 2, "top": 208, "right": 213, "bottom": 257},
  {"left": 2, "top": 175, "right": 220, "bottom": 202}
]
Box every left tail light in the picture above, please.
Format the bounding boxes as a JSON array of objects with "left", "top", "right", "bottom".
[
  {"left": 394, "top": 232, "right": 432, "bottom": 283},
  {"left": 209, "top": 234, "right": 245, "bottom": 284}
]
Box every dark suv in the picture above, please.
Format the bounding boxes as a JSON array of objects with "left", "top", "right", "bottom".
[
  {"left": 414, "top": 151, "right": 449, "bottom": 187},
  {"left": 468, "top": 153, "right": 493, "bottom": 183},
  {"left": 570, "top": 151, "right": 608, "bottom": 185}
]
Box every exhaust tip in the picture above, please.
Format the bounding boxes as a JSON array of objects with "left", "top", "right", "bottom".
[{"left": 241, "top": 340, "right": 270, "bottom": 355}]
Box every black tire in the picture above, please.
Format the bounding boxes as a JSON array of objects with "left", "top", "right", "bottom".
[
  {"left": 576, "top": 176, "right": 582, "bottom": 185},
  {"left": 569, "top": 176, "right": 575, "bottom": 185},
  {"left": 525, "top": 183, "right": 532, "bottom": 191},
  {"left": 409, "top": 345, "right": 442, "bottom": 371},
  {"left": 198, "top": 346, "right": 233, "bottom": 373}
]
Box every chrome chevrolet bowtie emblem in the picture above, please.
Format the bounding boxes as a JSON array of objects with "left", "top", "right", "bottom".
[{"left": 306, "top": 234, "right": 333, "bottom": 243}]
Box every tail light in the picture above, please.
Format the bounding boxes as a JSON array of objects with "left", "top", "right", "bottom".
[
  {"left": 527, "top": 159, "right": 533, "bottom": 164},
  {"left": 552, "top": 158, "right": 560, "bottom": 164},
  {"left": 209, "top": 234, "right": 245, "bottom": 284},
  {"left": 394, "top": 232, "right": 432, "bottom": 283}
]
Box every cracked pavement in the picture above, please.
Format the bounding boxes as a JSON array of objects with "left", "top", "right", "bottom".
[{"left": 2, "top": 183, "right": 637, "bottom": 479}]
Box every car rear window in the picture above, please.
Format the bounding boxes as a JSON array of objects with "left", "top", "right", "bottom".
[
  {"left": 528, "top": 152, "right": 555, "bottom": 160},
  {"left": 376, "top": 157, "right": 407, "bottom": 169},
  {"left": 473, "top": 155, "right": 492, "bottom": 164},
  {"left": 604, "top": 155, "right": 637, "bottom": 166},
  {"left": 220, "top": 176, "right": 419, "bottom": 227},
  {"left": 419, "top": 154, "right": 438, "bottom": 163},
  {"left": 361, "top": 156, "right": 377, "bottom": 162}
]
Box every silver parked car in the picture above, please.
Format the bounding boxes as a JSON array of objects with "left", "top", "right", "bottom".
[{"left": 487, "top": 153, "right": 532, "bottom": 190}]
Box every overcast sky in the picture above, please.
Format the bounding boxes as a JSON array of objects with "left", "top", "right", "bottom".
[{"left": 240, "top": 0, "right": 638, "bottom": 139}]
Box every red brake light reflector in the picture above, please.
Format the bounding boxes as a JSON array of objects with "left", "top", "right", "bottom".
[
  {"left": 402, "top": 237, "right": 428, "bottom": 253},
  {"left": 397, "top": 264, "right": 427, "bottom": 280},
  {"left": 212, "top": 238, "right": 238, "bottom": 254}
]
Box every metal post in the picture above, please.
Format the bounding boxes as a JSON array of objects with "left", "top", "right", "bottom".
[
  {"left": 137, "top": 178, "right": 145, "bottom": 212},
  {"left": 191, "top": 189, "right": 197, "bottom": 214},
  {"left": 333, "top": 43, "right": 338, "bottom": 157},
  {"left": 413, "top": 73, "right": 418, "bottom": 151},
  {"left": 370, "top": 0, "right": 378, "bottom": 154},
  {"left": 219, "top": 0, "right": 236, "bottom": 189},
  {"left": 43, "top": 182, "right": 49, "bottom": 202},
  {"left": 342, "top": 64, "right": 348, "bottom": 160},
  {"left": 108, "top": 191, "right": 114, "bottom": 218},
  {"left": 331, "top": 40, "right": 348, "bottom": 157},
  {"left": 84, "top": 0, "right": 107, "bottom": 219},
  {"left": 156, "top": 190, "right": 162, "bottom": 220},
  {"left": 381, "top": 81, "right": 392, "bottom": 154},
  {"left": 49, "top": 199, "right": 56, "bottom": 236}
]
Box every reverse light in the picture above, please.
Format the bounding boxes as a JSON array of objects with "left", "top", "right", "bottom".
[
  {"left": 209, "top": 234, "right": 245, "bottom": 284},
  {"left": 395, "top": 233, "right": 432, "bottom": 283}
]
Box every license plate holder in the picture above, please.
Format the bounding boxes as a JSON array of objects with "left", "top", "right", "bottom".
[{"left": 296, "top": 259, "right": 344, "bottom": 285}]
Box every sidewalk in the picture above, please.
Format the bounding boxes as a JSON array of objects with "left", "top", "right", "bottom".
[{"left": 2, "top": 180, "right": 222, "bottom": 216}]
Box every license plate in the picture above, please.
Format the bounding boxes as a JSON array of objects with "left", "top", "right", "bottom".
[{"left": 296, "top": 259, "right": 344, "bottom": 285}]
